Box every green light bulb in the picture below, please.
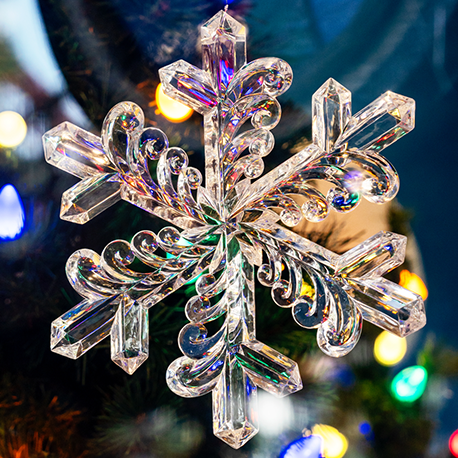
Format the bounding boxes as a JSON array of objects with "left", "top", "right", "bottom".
[{"left": 391, "top": 365, "right": 428, "bottom": 402}]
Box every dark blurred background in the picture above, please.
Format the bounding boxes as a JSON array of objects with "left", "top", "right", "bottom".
[{"left": 0, "top": 0, "right": 457, "bottom": 457}]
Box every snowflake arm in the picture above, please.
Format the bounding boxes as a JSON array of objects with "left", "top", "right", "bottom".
[
  {"left": 43, "top": 103, "right": 211, "bottom": 228},
  {"left": 233, "top": 81, "right": 413, "bottom": 225},
  {"left": 51, "top": 228, "right": 216, "bottom": 371}
]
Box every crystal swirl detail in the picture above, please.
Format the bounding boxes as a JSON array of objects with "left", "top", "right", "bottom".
[{"left": 43, "top": 10, "right": 425, "bottom": 449}]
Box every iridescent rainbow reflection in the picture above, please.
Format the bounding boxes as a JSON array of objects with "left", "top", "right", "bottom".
[{"left": 0, "top": 184, "right": 25, "bottom": 240}]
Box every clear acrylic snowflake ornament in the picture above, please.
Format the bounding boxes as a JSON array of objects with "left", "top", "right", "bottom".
[{"left": 44, "top": 10, "right": 426, "bottom": 449}]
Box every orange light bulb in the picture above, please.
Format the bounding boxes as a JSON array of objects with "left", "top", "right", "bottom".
[
  {"left": 156, "top": 83, "right": 193, "bottom": 122},
  {"left": 399, "top": 270, "right": 428, "bottom": 300}
]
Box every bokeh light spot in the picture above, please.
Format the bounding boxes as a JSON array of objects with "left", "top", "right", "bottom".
[
  {"left": 156, "top": 83, "right": 193, "bottom": 122},
  {"left": 258, "top": 392, "right": 292, "bottom": 436},
  {"left": 374, "top": 331, "right": 407, "bottom": 366},
  {"left": 0, "top": 184, "right": 25, "bottom": 240},
  {"left": 311, "top": 424, "right": 348, "bottom": 458},
  {"left": 399, "top": 269, "right": 428, "bottom": 300},
  {"left": 359, "top": 421, "right": 371, "bottom": 435},
  {"left": 391, "top": 365, "right": 428, "bottom": 402},
  {"left": 449, "top": 429, "right": 458, "bottom": 457},
  {"left": 0, "top": 111, "right": 27, "bottom": 148}
]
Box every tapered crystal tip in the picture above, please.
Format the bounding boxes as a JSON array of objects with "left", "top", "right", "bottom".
[
  {"left": 60, "top": 174, "right": 122, "bottom": 224},
  {"left": 159, "top": 61, "right": 217, "bottom": 114},
  {"left": 386, "top": 91, "right": 415, "bottom": 130},
  {"left": 112, "top": 354, "right": 148, "bottom": 375},
  {"left": 111, "top": 297, "right": 149, "bottom": 375},
  {"left": 214, "top": 423, "right": 258, "bottom": 449},
  {"left": 201, "top": 10, "right": 246, "bottom": 44},
  {"left": 51, "top": 297, "right": 118, "bottom": 359},
  {"left": 213, "top": 358, "right": 259, "bottom": 449},
  {"left": 237, "top": 341, "right": 303, "bottom": 397},
  {"left": 43, "top": 121, "right": 114, "bottom": 178},
  {"left": 312, "top": 78, "right": 351, "bottom": 152},
  {"left": 336, "top": 90, "right": 415, "bottom": 153},
  {"left": 349, "top": 278, "right": 426, "bottom": 337}
]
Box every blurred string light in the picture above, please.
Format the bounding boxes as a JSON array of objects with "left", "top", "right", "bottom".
[
  {"left": 332, "top": 364, "right": 355, "bottom": 388},
  {"left": 391, "top": 365, "right": 428, "bottom": 402},
  {"left": 258, "top": 392, "right": 292, "bottom": 436},
  {"left": 399, "top": 269, "right": 428, "bottom": 300},
  {"left": 155, "top": 83, "right": 193, "bottom": 122},
  {"left": 0, "top": 111, "right": 27, "bottom": 148},
  {"left": 279, "top": 434, "right": 323, "bottom": 458},
  {"left": 0, "top": 184, "right": 25, "bottom": 240},
  {"left": 373, "top": 331, "right": 407, "bottom": 366},
  {"left": 359, "top": 421, "right": 371, "bottom": 436},
  {"left": 449, "top": 429, "right": 458, "bottom": 457},
  {"left": 311, "top": 424, "right": 348, "bottom": 458}
]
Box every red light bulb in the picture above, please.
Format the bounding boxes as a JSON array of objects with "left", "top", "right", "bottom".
[{"left": 449, "top": 430, "right": 458, "bottom": 457}]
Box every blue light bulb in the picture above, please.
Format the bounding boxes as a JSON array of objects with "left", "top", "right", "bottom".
[
  {"left": 0, "top": 184, "right": 25, "bottom": 241},
  {"left": 279, "top": 435, "right": 323, "bottom": 458}
]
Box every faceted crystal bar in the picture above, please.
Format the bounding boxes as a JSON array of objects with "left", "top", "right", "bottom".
[
  {"left": 202, "top": 111, "right": 224, "bottom": 209},
  {"left": 335, "top": 91, "right": 415, "bottom": 154},
  {"left": 60, "top": 173, "right": 123, "bottom": 224},
  {"left": 237, "top": 340, "right": 303, "bottom": 397},
  {"left": 335, "top": 231, "right": 406, "bottom": 279},
  {"left": 51, "top": 296, "right": 120, "bottom": 359},
  {"left": 111, "top": 295, "right": 148, "bottom": 375},
  {"left": 232, "top": 144, "right": 324, "bottom": 215},
  {"left": 212, "top": 237, "right": 259, "bottom": 448},
  {"left": 43, "top": 122, "right": 116, "bottom": 179},
  {"left": 312, "top": 78, "right": 351, "bottom": 152},
  {"left": 249, "top": 220, "right": 340, "bottom": 268},
  {"left": 159, "top": 60, "right": 217, "bottom": 114},
  {"left": 201, "top": 10, "right": 247, "bottom": 94},
  {"left": 213, "top": 358, "right": 258, "bottom": 449},
  {"left": 347, "top": 277, "right": 426, "bottom": 337},
  {"left": 121, "top": 185, "right": 205, "bottom": 230}
]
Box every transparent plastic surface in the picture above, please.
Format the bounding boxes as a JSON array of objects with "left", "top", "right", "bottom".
[
  {"left": 44, "top": 9, "right": 425, "bottom": 449},
  {"left": 51, "top": 296, "right": 119, "bottom": 359},
  {"left": 60, "top": 173, "right": 122, "bottom": 224},
  {"left": 43, "top": 121, "right": 115, "bottom": 178},
  {"left": 111, "top": 295, "right": 149, "bottom": 374}
]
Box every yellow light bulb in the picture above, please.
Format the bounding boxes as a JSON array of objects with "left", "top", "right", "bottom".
[
  {"left": 399, "top": 269, "right": 428, "bottom": 300},
  {"left": 0, "top": 111, "right": 27, "bottom": 148},
  {"left": 156, "top": 83, "right": 193, "bottom": 122},
  {"left": 374, "top": 330, "right": 407, "bottom": 366},
  {"left": 311, "top": 424, "right": 348, "bottom": 458}
]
